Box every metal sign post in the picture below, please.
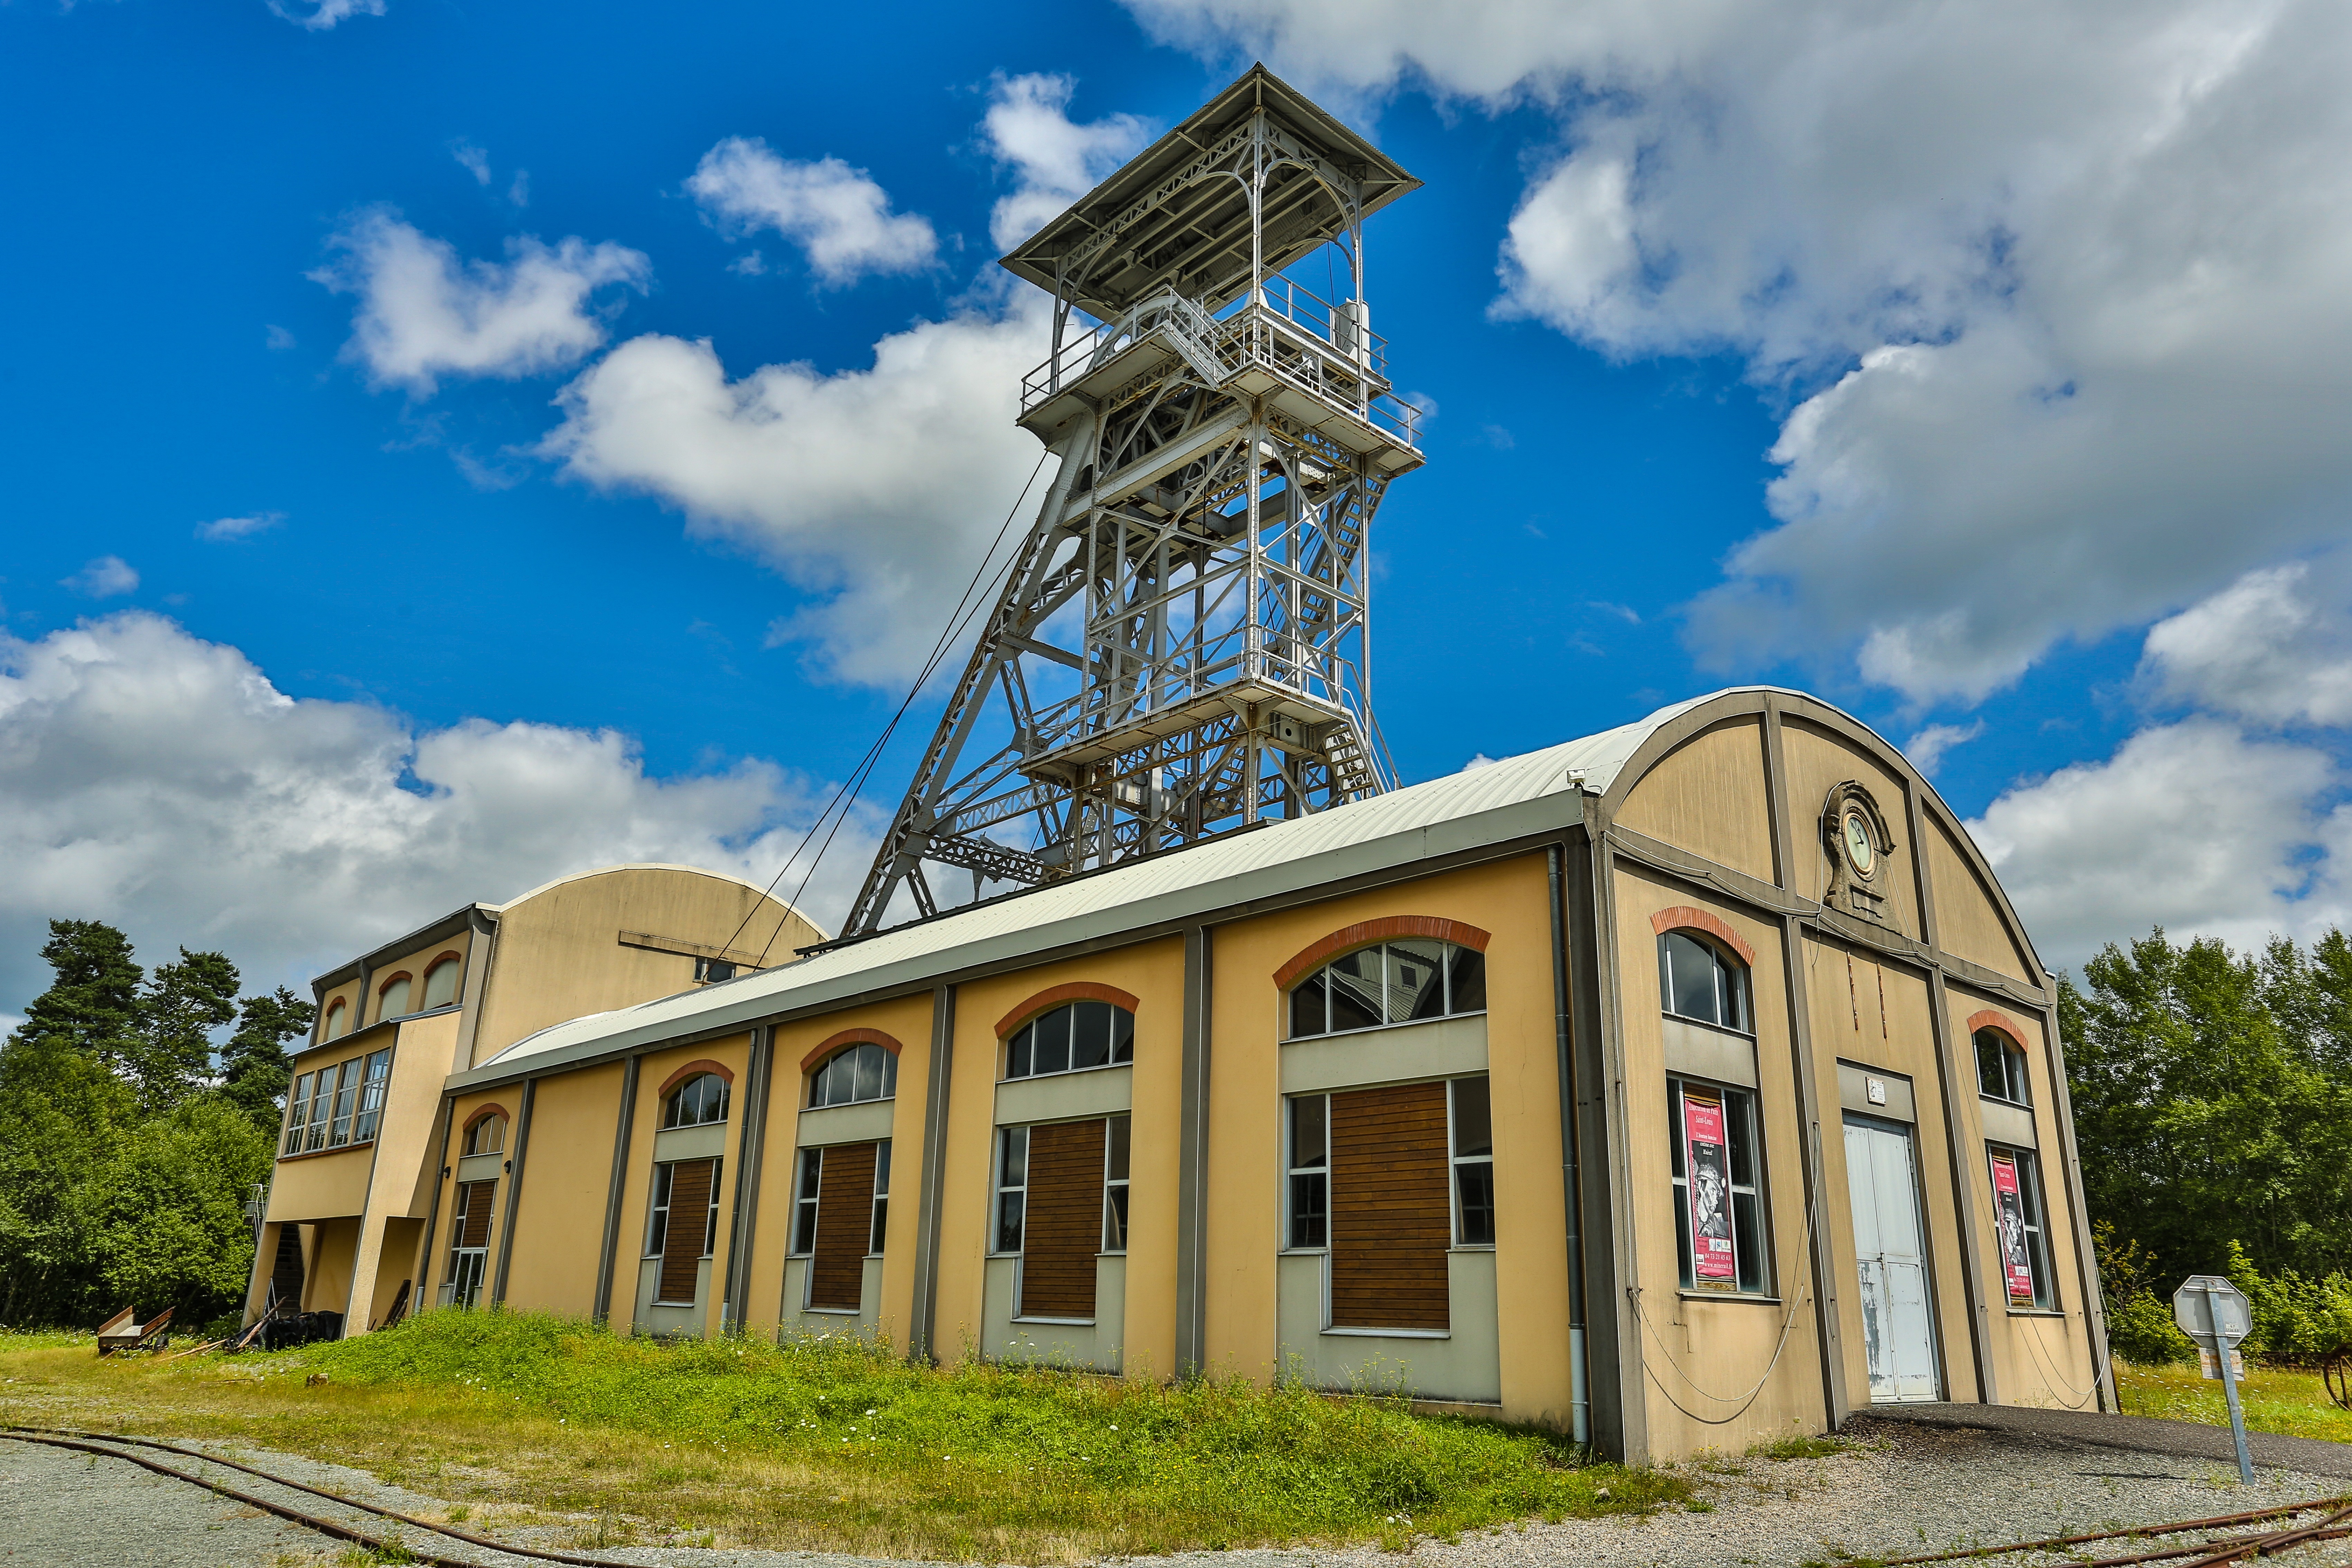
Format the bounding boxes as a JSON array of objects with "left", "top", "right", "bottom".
[{"left": 2174, "top": 1275, "right": 2256, "bottom": 1483}]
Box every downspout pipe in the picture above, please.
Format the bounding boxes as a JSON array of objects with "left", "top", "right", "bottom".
[{"left": 1548, "top": 843, "right": 1591, "bottom": 1444}]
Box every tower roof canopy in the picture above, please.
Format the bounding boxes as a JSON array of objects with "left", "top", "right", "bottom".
[{"left": 1000, "top": 63, "right": 1420, "bottom": 319}]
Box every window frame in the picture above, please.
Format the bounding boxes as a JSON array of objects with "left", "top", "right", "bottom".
[
  {"left": 1975, "top": 1029, "right": 2032, "bottom": 1107},
  {"left": 376, "top": 973, "right": 413, "bottom": 1025},
  {"left": 809, "top": 1042, "right": 899, "bottom": 1108},
  {"left": 693, "top": 956, "right": 740, "bottom": 983},
  {"left": 1286, "top": 939, "right": 1487, "bottom": 1042},
  {"left": 991, "top": 1126, "right": 1029, "bottom": 1256},
  {"left": 1102, "top": 1116, "right": 1131, "bottom": 1254},
  {"left": 1449, "top": 1076, "right": 1496, "bottom": 1249},
  {"left": 1989, "top": 1144, "right": 2059, "bottom": 1312},
  {"left": 1002, "top": 1000, "right": 1136, "bottom": 1082},
  {"left": 1667, "top": 1074, "right": 1773, "bottom": 1298},
  {"left": 420, "top": 956, "right": 462, "bottom": 1010},
  {"left": 661, "top": 1071, "right": 731, "bottom": 1129},
  {"left": 1284, "top": 1092, "right": 1329, "bottom": 1252},
  {"left": 644, "top": 1157, "right": 722, "bottom": 1261},
  {"left": 326, "top": 1058, "right": 361, "bottom": 1148},
  {"left": 788, "top": 1147, "right": 823, "bottom": 1257},
  {"left": 1658, "top": 929, "right": 1753, "bottom": 1035},
  {"left": 282, "top": 1071, "right": 314, "bottom": 1156},
  {"left": 869, "top": 1140, "right": 892, "bottom": 1257},
  {"left": 462, "top": 1112, "right": 506, "bottom": 1158},
  {"left": 350, "top": 1048, "right": 392, "bottom": 1143}
]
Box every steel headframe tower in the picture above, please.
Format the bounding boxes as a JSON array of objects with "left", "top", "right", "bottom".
[{"left": 844, "top": 65, "right": 1425, "bottom": 935}]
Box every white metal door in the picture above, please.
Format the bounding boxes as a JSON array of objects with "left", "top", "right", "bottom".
[{"left": 1845, "top": 1117, "right": 1940, "bottom": 1402}]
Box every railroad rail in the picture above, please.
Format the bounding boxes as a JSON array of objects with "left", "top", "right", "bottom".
[
  {"left": 0, "top": 1425, "right": 620, "bottom": 1566},
  {"left": 1867, "top": 1495, "right": 2352, "bottom": 1568}
]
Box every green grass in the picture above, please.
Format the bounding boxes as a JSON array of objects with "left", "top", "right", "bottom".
[
  {"left": 0, "top": 1310, "right": 1684, "bottom": 1560},
  {"left": 2118, "top": 1358, "right": 2352, "bottom": 1445}
]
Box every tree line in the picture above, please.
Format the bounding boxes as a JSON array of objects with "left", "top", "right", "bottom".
[{"left": 0, "top": 920, "right": 310, "bottom": 1331}]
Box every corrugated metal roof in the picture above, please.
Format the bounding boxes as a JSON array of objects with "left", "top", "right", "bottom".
[{"left": 456, "top": 689, "right": 1736, "bottom": 1085}]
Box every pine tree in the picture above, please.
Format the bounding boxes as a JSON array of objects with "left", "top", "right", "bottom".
[
  {"left": 9, "top": 920, "right": 143, "bottom": 1075},
  {"left": 134, "top": 949, "right": 241, "bottom": 1114},
  {"left": 217, "top": 987, "right": 314, "bottom": 1135}
]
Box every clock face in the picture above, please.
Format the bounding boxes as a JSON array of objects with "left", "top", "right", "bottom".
[{"left": 1844, "top": 812, "right": 1876, "bottom": 874}]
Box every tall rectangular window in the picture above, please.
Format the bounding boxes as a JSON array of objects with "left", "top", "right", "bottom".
[
  {"left": 1102, "top": 1116, "right": 1130, "bottom": 1252},
  {"left": 994, "top": 1126, "right": 1028, "bottom": 1254},
  {"left": 1450, "top": 1076, "right": 1496, "bottom": 1246},
  {"left": 1990, "top": 1147, "right": 2056, "bottom": 1310},
  {"left": 446, "top": 1178, "right": 495, "bottom": 1308},
  {"left": 327, "top": 1059, "right": 361, "bottom": 1148},
  {"left": 1010, "top": 1119, "right": 1108, "bottom": 1320},
  {"left": 1328, "top": 1081, "right": 1452, "bottom": 1331},
  {"left": 649, "top": 1158, "right": 718, "bottom": 1306},
  {"left": 305, "top": 1069, "right": 332, "bottom": 1152},
  {"left": 351, "top": 1049, "right": 392, "bottom": 1143},
  {"left": 805, "top": 1142, "right": 877, "bottom": 1312},
  {"left": 1669, "top": 1077, "right": 1768, "bottom": 1295},
  {"left": 869, "top": 1140, "right": 892, "bottom": 1256},
  {"left": 283, "top": 1072, "right": 314, "bottom": 1156},
  {"left": 790, "top": 1148, "right": 822, "bottom": 1255},
  {"left": 1287, "top": 1094, "right": 1328, "bottom": 1250}
]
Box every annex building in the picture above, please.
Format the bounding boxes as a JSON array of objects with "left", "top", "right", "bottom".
[{"left": 244, "top": 688, "right": 2109, "bottom": 1460}]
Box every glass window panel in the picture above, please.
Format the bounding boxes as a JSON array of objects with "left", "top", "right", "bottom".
[
  {"left": 1450, "top": 1076, "right": 1493, "bottom": 1158},
  {"left": 999, "top": 1125, "right": 1027, "bottom": 1187},
  {"left": 1663, "top": 933, "right": 1722, "bottom": 1025},
  {"left": 1288, "top": 972, "right": 1327, "bottom": 1039},
  {"left": 1104, "top": 1185, "right": 1130, "bottom": 1251},
  {"left": 329, "top": 1061, "right": 358, "bottom": 1146},
  {"left": 1289, "top": 1174, "right": 1327, "bottom": 1249},
  {"left": 853, "top": 1044, "right": 883, "bottom": 1102},
  {"left": 1976, "top": 1032, "right": 2006, "bottom": 1098},
  {"left": 874, "top": 1140, "right": 892, "bottom": 1194},
  {"left": 1290, "top": 1094, "right": 1326, "bottom": 1169},
  {"left": 1110, "top": 1008, "right": 1135, "bottom": 1064},
  {"left": 1035, "top": 1008, "right": 1072, "bottom": 1075},
  {"left": 1732, "top": 1191, "right": 1765, "bottom": 1294},
  {"left": 1446, "top": 946, "right": 1487, "bottom": 1014},
  {"left": 1455, "top": 1160, "right": 1496, "bottom": 1246},
  {"left": 378, "top": 977, "right": 411, "bottom": 1021},
  {"left": 881, "top": 1051, "right": 898, "bottom": 1097},
  {"left": 1726, "top": 1088, "right": 1757, "bottom": 1189},
  {"left": 1007, "top": 1022, "right": 1034, "bottom": 1079},
  {"left": 1390, "top": 938, "right": 1447, "bottom": 1021},
  {"left": 996, "top": 1191, "right": 1025, "bottom": 1254},
  {"left": 1072, "top": 1001, "right": 1112, "bottom": 1069},
  {"left": 1106, "top": 1114, "right": 1130, "bottom": 1181},
  {"left": 1326, "top": 949, "right": 1383, "bottom": 1032},
  {"left": 421, "top": 960, "right": 460, "bottom": 1010}
]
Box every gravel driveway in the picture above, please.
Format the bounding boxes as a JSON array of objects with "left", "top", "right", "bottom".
[{"left": 2, "top": 1415, "right": 2346, "bottom": 1568}]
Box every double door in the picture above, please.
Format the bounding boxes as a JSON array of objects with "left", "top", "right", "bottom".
[{"left": 1844, "top": 1116, "right": 1939, "bottom": 1402}]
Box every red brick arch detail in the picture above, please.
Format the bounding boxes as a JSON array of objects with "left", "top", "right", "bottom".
[
  {"left": 376, "top": 970, "right": 414, "bottom": 994},
  {"left": 654, "top": 1058, "right": 737, "bottom": 1101},
  {"left": 1272, "top": 916, "right": 1494, "bottom": 992},
  {"left": 460, "top": 1102, "right": 510, "bottom": 1133},
  {"left": 1649, "top": 906, "right": 1758, "bottom": 968},
  {"left": 994, "top": 982, "right": 1142, "bottom": 1039},
  {"left": 1965, "top": 1009, "right": 2031, "bottom": 1045},
  {"left": 800, "top": 1028, "right": 906, "bottom": 1075}
]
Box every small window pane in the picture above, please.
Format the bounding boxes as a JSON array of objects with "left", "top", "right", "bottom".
[
  {"left": 1289, "top": 972, "right": 1327, "bottom": 1039},
  {"left": 1390, "top": 938, "right": 1447, "bottom": 1021},
  {"left": 1727, "top": 1092, "right": 1756, "bottom": 1189},
  {"left": 1446, "top": 946, "right": 1487, "bottom": 1014},
  {"left": 1072, "top": 1001, "right": 1112, "bottom": 1069},
  {"left": 881, "top": 1051, "right": 899, "bottom": 1097},
  {"left": 852, "top": 1044, "right": 883, "bottom": 1102},
  {"left": 1110, "top": 1008, "right": 1135, "bottom": 1063},
  {"left": 1732, "top": 1190, "right": 1765, "bottom": 1294},
  {"left": 1034, "top": 1008, "right": 1072, "bottom": 1075},
  {"left": 999, "top": 1124, "right": 1027, "bottom": 1187},
  {"left": 1008, "top": 1023, "right": 1035, "bottom": 1078},
  {"left": 1289, "top": 1174, "right": 1327, "bottom": 1249},
  {"left": 1105, "top": 1114, "right": 1130, "bottom": 1181},
  {"left": 1104, "top": 1185, "right": 1130, "bottom": 1251},
  {"left": 1663, "top": 933, "right": 1722, "bottom": 1025},
  {"left": 1450, "top": 1076, "right": 1492, "bottom": 1158},
  {"left": 1326, "top": 949, "right": 1382, "bottom": 1032},
  {"left": 1456, "top": 1160, "right": 1496, "bottom": 1246},
  {"left": 1290, "top": 1094, "right": 1326, "bottom": 1169},
  {"left": 1976, "top": 1032, "right": 2006, "bottom": 1098}
]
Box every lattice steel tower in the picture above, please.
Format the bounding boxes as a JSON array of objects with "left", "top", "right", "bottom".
[{"left": 844, "top": 66, "right": 1424, "bottom": 935}]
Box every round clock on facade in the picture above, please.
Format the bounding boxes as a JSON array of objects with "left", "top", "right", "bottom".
[
  {"left": 1822, "top": 782, "right": 1895, "bottom": 925},
  {"left": 1844, "top": 811, "right": 1876, "bottom": 874}
]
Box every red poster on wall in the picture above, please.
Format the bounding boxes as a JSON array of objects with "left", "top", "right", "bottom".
[
  {"left": 1683, "top": 1091, "right": 1736, "bottom": 1289},
  {"left": 1990, "top": 1152, "right": 2035, "bottom": 1306}
]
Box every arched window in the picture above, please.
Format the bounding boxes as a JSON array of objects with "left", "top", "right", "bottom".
[
  {"left": 377, "top": 974, "right": 413, "bottom": 1023},
  {"left": 463, "top": 1112, "right": 506, "bottom": 1156},
  {"left": 1006, "top": 1000, "right": 1134, "bottom": 1079},
  {"left": 662, "top": 1072, "right": 730, "bottom": 1128},
  {"left": 323, "top": 999, "right": 347, "bottom": 1040},
  {"left": 1658, "top": 930, "right": 1749, "bottom": 1033},
  {"left": 1288, "top": 939, "right": 1485, "bottom": 1039},
  {"left": 1975, "top": 1029, "right": 2030, "bottom": 1105},
  {"left": 421, "top": 956, "right": 461, "bottom": 1010},
  {"left": 809, "top": 1042, "right": 897, "bottom": 1107}
]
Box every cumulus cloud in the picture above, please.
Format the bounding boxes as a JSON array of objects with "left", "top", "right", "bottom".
[
  {"left": 0, "top": 613, "right": 862, "bottom": 1014},
  {"left": 196, "top": 512, "right": 285, "bottom": 543},
  {"left": 62, "top": 557, "right": 138, "bottom": 598},
  {"left": 540, "top": 307, "right": 1052, "bottom": 685},
  {"left": 1902, "top": 720, "right": 1982, "bottom": 777},
  {"left": 1969, "top": 719, "right": 2350, "bottom": 967},
  {"left": 2139, "top": 562, "right": 2352, "bottom": 729},
  {"left": 688, "top": 139, "right": 937, "bottom": 286},
  {"left": 311, "top": 208, "right": 650, "bottom": 395},
  {"left": 269, "top": 0, "right": 383, "bottom": 30},
  {"left": 451, "top": 141, "right": 491, "bottom": 186},
  {"left": 983, "top": 73, "right": 1154, "bottom": 251},
  {"left": 1129, "top": 0, "right": 2352, "bottom": 704}
]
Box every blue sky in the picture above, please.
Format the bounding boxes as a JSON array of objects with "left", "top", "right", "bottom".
[{"left": 5, "top": 0, "right": 2350, "bottom": 1015}]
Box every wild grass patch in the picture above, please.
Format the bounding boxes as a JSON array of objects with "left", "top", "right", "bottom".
[{"left": 0, "top": 1309, "right": 1683, "bottom": 1561}]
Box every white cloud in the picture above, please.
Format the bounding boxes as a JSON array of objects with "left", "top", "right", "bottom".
[
  {"left": 62, "top": 557, "right": 138, "bottom": 598},
  {"left": 311, "top": 208, "right": 650, "bottom": 396},
  {"left": 264, "top": 324, "right": 297, "bottom": 351},
  {"left": 540, "top": 306, "right": 1052, "bottom": 686},
  {"left": 687, "top": 139, "right": 937, "bottom": 287},
  {"left": 451, "top": 140, "right": 491, "bottom": 186},
  {"left": 196, "top": 512, "right": 286, "bottom": 543},
  {"left": 1129, "top": 0, "right": 2352, "bottom": 705},
  {"left": 1902, "top": 720, "right": 1983, "bottom": 777},
  {"left": 983, "top": 73, "right": 1153, "bottom": 252},
  {"left": 269, "top": 0, "right": 384, "bottom": 30},
  {"left": 2139, "top": 562, "right": 2352, "bottom": 729},
  {"left": 0, "top": 613, "right": 861, "bottom": 1015},
  {"left": 1969, "top": 719, "right": 2348, "bottom": 967}
]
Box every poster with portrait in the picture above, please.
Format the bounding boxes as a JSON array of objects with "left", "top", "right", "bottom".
[
  {"left": 1990, "top": 1152, "right": 2035, "bottom": 1306},
  {"left": 1683, "top": 1090, "right": 1736, "bottom": 1289}
]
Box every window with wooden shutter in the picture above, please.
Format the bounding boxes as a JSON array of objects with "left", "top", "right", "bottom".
[
  {"left": 655, "top": 1158, "right": 716, "bottom": 1306},
  {"left": 1017, "top": 1119, "right": 1107, "bottom": 1321},
  {"left": 456, "top": 1179, "right": 496, "bottom": 1249},
  {"left": 806, "top": 1143, "right": 877, "bottom": 1312},
  {"left": 1329, "top": 1081, "right": 1452, "bottom": 1331}
]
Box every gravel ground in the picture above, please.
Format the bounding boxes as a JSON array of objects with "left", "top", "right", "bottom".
[{"left": 1, "top": 1417, "right": 2347, "bottom": 1568}]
